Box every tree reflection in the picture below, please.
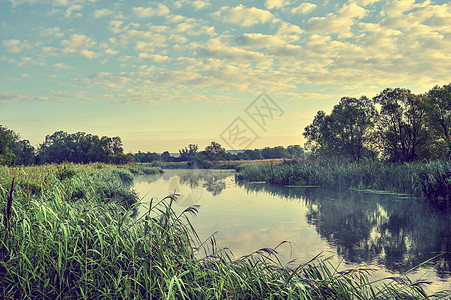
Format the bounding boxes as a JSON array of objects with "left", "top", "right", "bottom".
[{"left": 238, "top": 182, "right": 451, "bottom": 278}]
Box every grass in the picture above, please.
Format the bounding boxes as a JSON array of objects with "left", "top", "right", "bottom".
[
  {"left": 236, "top": 159, "right": 451, "bottom": 203},
  {"left": 0, "top": 163, "right": 449, "bottom": 299}
]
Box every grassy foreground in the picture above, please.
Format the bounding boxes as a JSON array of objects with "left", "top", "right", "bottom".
[{"left": 1, "top": 164, "right": 448, "bottom": 299}]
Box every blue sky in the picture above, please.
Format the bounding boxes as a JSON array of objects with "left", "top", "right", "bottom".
[{"left": 1, "top": 0, "right": 450, "bottom": 152}]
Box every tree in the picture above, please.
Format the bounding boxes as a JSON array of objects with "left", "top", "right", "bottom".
[
  {"left": 426, "top": 84, "right": 451, "bottom": 159},
  {"left": 303, "top": 96, "right": 377, "bottom": 162},
  {"left": 261, "top": 146, "right": 290, "bottom": 159},
  {"left": 179, "top": 144, "right": 199, "bottom": 161},
  {"left": 287, "top": 145, "right": 304, "bottom": 158},
  {"left": 374, "top": 88, "right": 431, "bottom": 162},
  {"left": 203, "top": 141, "right": 226, "bottom": 161},
  {"left": 0, "top": 125, "right": 16, "bottom": 165},
  {"left": 161, "top": 151, "right": 171, "bottom": 162}
]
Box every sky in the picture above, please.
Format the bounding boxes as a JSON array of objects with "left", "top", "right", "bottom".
[{"left": 1, "top": 0, "right": 450, "bottom": 153}]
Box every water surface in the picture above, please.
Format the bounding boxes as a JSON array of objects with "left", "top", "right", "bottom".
[{"left": 133, "top": 169, "right": 451, "bottom": 294}]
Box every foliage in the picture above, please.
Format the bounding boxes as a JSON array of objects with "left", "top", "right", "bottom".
[
  {"left": 236, "top": 159, "right": 451, "bottom": 202},
  {"left": 426, "top": 84, "right": 451, "bottom": 159},
  {"left": 304, "top": 97, "right": 378, "bottom": 162},
  {"left": 0, "top": 125, "right": 35, "bottom": 166},
  {"left": 374, "top": 88, "right": 431, "bottom": 162},
  {"left": 202, "top": 141, "right": 226, "bottom": 161},
  {"left": 36, "top": 131, "right": 128, "bottom": 164}
]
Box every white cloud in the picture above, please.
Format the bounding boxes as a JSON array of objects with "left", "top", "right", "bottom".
[
  {"left": 196, "top": 37, "right": 266, "bottom": 62},
  {"left": 2, "top": 39, "right": 30, "bottom": 54},
  {"left": 138, "top": 53, "right": 169, "bottom": 63},
  {"left": 350, "top": 0, "right": 383, "bottom": 6},
  {"left": 54, "top": 62, "right": 70, "bottom": 68},
  {"left": 61, "top": 34, "right": 95, "bottom": 49},
  {"left": 276, "top": 22, "right": 303, "bottom": 36},
  {"left": 235, "top": 33, "right": 287, "bottom": 49},
  {"left": 132, "top": 4, "right": 170, "bottom": 18},
  {"left": 93, "top": 8, "right": 113, "bottom": 18},
  {"left": 61, "top": 34, "right": 96, "bottom": 57},
  {"left": 290, "top": 3, "right": 317, "bottom": 14},
  {"left": 8, "top": 0, "right": 37, "bottom": 7},
  {"left": 305, "top": 3, "right": 367, "bottom": 34},
  {"left": 39, "top": 27, "right": 64, "bottom": 38},
  {"left": 65, "top": 4, "right": 83, "bottom": 18},
  {"left": 192, "top": 0, "right": 210, "bottom": 10},
  {"left": 80, "top": 49, "right": 98, "bottom": 59},
  {"left": 40, "top": 46, "right": 57, "bottom": 56},
  {"left": 265, "top": 0, "right": 290, "bottom": 10},
  {"left": 214, "top": 5, "right": 274, "bottom": 27},
  {"left": 105, "top": 48, "right": 119, "bottom": 55}
]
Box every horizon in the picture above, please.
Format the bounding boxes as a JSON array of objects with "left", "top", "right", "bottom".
[{"left": 1, "top": 0, "right": 450, "bottom": 153}]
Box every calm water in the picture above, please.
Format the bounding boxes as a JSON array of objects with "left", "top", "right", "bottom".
[{"left": 133, "top": 169, "right": 451, "bottom": 294}]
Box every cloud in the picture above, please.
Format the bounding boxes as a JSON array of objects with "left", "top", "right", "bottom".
[
  {"left": 214, "top": 5, "right": 274, "bottom": 27},
  {"left": 132, "top": 4, "right": 170, "bottom": 18},
  {"left": 8, "top": 0, "right": 37, "bottom": 7},
  {"left": 65, "top": 4, "right": 83, "bottom": 18},
  {"left": 138, "top": 53, "right": 170, "bottom": 63},
  {"left": 265, "top": 0, "right": 290, "bottom": 10},
  {"left": 0, "top": 92, "right": 31, "bottom": 103},
  {"left": 235, "top": 33, "right": 287, "bottom": 49},
  {"left": 350, "top": 0, "right": 383, "bottom": 6},
  {"left": 192, "top": 0, "right": 210, "bottom": 10},
  {"left": 305, "top": 3, "right": 367, "bottom": 35},
  {"left": 40, "top": 46, "right": 58, "bottom": 56},
  {"left": 39, "top": 27, "right": 64, "bottom": 38},
  {"left": 2, "top": 39, "right": 30, "bottom": 54},
  {"left": 54, "top": 62, "right": 69, "bottom": 68},
  {"left": 290, "top": 3, "right": 317, "bottom": 14},
  {"left": 93, "top": 8, "right": 113, "bottom": 18},
  {"left": 61, "top": 34, "right": 96, "bottom": 57},
  {"left": 195, "top": 37, "right": 266, "bottom": 62},
  {"left": 80, "top": 49, "right": 98, "bottom": 59}
]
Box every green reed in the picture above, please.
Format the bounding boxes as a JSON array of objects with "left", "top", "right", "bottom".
[
  {"left": 0, "top": 164, "right": 448, "bottom": 299},
  {"left": 236, "top": 159, "right": 451, "bottom": 202}
]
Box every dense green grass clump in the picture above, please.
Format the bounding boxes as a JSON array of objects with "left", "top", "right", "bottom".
[
  {"left": 236, "top": 159, "right": 451, "bottom": 202},
  {"left": 1, "top": 164, "right": 447, "bottom": 299}
]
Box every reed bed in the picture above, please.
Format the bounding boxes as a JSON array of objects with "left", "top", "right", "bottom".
[
  {"left": 236, "top": 159, "right": 451, "bottom": 202},
  {"left": 0, "top": 164, "right": 447, "bottom": 299}
]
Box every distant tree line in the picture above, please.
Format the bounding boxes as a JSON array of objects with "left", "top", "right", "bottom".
[
  {"left": 0, "top": 127, "right": 131, "bottom": 165},
  {"left": 304, "top": 84, "right": 451, "bottom": 162},
  {"left": 133, "top": 142, "right": 305, "bottom": 163}
]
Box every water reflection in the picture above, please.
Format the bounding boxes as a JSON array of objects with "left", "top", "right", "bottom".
[{"left": 239, "top": 182, "right": 451, "bottom": 278}]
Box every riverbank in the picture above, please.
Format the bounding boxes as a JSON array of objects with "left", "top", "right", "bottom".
[
  {"left": 236, "top": 159, "right": 451, "bottom": 203},
  {"left": 1, "top": 164, "right": 447, "bottom": 298}
]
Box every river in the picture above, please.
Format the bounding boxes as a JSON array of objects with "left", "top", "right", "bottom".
[{"left": 133, "top": 169, "right": 451, "bottom": 295}]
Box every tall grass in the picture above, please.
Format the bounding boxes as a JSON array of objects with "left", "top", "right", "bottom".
[
  {"left": 0, "top": 164, "right": 448, "bottom": 298},
  {"left": 236, "top": 159, "right": 451, "bottom": 202}
]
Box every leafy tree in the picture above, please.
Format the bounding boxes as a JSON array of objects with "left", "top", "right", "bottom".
[
  {"left": 203, "top": 141, "right": 226, "bottom": 161},
  {"left": 244, "top": 149, "right": 263, "bottom": 160},
  {"left": 37, "top": 131, "right": 126, "bottom": 164},
  {"left": 0, "top": 125, "right": 16, "bottom": 165},
  {"left": 179, "top": 144, "right": 199, "bottom": 161},
  {"left": 261, "top": 146, "right": 290, "bottom": 159},
  {"left": 287, "top": 145, "right": 304, "bottom": 158},
  {"left": 304, "top": 96, "right": 377, "bottom": 162},
  {"left": 426, "top": 84, "right": 451, "bottom": 158},
  {"left": 374, "top": 88, "right": 431, "bottom": 162},
  {"left": 161, "top": 151, "right": 172, "bottom": 162}
]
